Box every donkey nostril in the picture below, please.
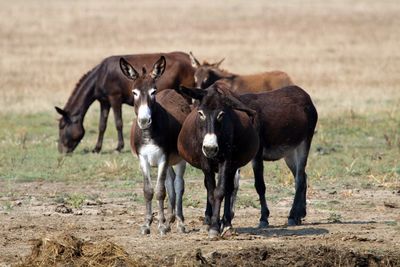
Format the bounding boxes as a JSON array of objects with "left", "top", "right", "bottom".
[
  {"left": 139, "top": 118, "right": 150, "bottom": 125},
  {"left": 203, "top": 145, "right": 219, "bottom": 156}
]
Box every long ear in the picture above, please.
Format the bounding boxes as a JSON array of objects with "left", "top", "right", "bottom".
[
  {"left": 189, "top": 51, "right": 200, "bottom": 68},
  {"left": 120, "top": 57, "right": 139, "bottom": 80},
  {"left": 213, "top": 58, "right": 225, "bottom": 68},
  {"left": 224, "top": 95, "right": 257, "bottom": 118},
  {"left": 150, "top": 56, "right": 166, "bottom": 80},
  {"left": 175, "top": 85, "right": 207, "bottom": 100}
]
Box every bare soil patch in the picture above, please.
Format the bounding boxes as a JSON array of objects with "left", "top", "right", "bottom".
[{"left": 1, "top": 180, "right": 399, "bottom": 266}]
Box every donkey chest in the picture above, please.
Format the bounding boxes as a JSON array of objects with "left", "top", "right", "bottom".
[{"left": 138, "top": 142, "right": 166, "bottom": 167}]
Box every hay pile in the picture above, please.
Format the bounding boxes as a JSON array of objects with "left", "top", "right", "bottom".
[{"left": 18, "top": 233, "right": 144, "bottom": 267}]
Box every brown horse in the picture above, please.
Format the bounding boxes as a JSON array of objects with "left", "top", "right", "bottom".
[
  {"left": 120, "top": 56, "right": 191, "bottom": 235},
  {"left": 189, "top": 52, "right": 293, "bottom": 93},
  {"left": 176, "top": 82, "right": 260, "bottom": 238},
  {"left": 55, "top": 51, "right": 194, "bottom": 153}
]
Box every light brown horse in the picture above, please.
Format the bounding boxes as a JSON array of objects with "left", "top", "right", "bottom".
[
  {"left": 189, "top": 52, "right": 293, "bottom": 93},
  {"left": 55, "top": 52, "right": 194, "bottom": 153}
]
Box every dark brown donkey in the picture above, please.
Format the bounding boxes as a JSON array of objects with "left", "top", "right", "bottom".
[
  {"left": 236, "top": 85, "right": 318, "bottom": 227},
  {"left": 120, "top": 56, "right": 191, "bottom": 235},
  {"left": 189, "top": 52, "right": 293, "bottom": 93},
  {"left": 55, "top": 52, "right": 194, "bottom": 153},
  {"left": 176, "top": 82, "right": 260, "bottom": 238},
  {"left": 177, "top": 81, "right": 318, "bottom": 236}
]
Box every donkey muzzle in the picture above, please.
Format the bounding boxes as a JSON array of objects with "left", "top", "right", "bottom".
[{"left": 202, "top": 133, "right": 219, "bottom": 158}]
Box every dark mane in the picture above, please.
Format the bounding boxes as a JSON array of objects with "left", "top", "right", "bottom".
[{"left": 64, "top": 66, "right": 98, "bottom": 110}]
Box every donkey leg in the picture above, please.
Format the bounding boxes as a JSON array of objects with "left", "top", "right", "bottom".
[
  {"left": 174, "top": 161, "right": 186, "bottom": 233},
  {"left": 221, "top": 168, "right": 237, "bottom": 236},
  {"left": 230, "top": 169, "right": 240, "bottom": 220},
  {"left": 252, "top": 151, "right": 269, "bottom": 228},
  {"left": 110, "top": 97, "right": 124, "bottom": 152},
  {"left": 285, "top": 141, "right": 310, "bottom": 226},
  {"left": 139, "top": 156, "right": 153, "bottom": 235},
  {"left": 203, "top": 172, "right": 215, "bottom": 228},
  {"left": 156, "top": 157, "right": 170, "bottom": 235},
  {"left": 165, "top": 167, "right": 176, "bottom": 226},
  {"left": 93, "top": 101, "right": 110, "bottom": 153},
  {"left": 209, "top": 163, "right": 231, "bottom": 238}
]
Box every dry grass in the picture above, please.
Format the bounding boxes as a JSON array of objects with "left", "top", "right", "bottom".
[
  {"left": 1, "top": 0, "right": 399, "bottom": 116},
  {"left": 17, "top": 233, "right": 142, "bottom": 267}
]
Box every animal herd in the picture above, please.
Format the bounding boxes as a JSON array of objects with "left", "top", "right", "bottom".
[{"left": 55, "top": 51, "right": 318, "bottom": 238}]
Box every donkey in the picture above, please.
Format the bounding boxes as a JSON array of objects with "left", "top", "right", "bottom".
[
  {"left": 119, "top": 56, "right": 191, "bottom": 235},
  {"left": 175, "top": 82, "right": 260, "bottom": 238},
  {"left": 236, "top": 85, "right": 318, "bottom": 227},
  {"left": 189, "top": 52, "right": 293, "bottom": 93},
  {"left": 55, "top": 51, "right": 194, "bottom": 154},
  {"left": 177, "top": 81, "right": 318, "bottom": 235}
]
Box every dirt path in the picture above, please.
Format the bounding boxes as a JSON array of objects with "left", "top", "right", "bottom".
[{"left": 1, "top": 180, "right": 399, "bottom": 266}]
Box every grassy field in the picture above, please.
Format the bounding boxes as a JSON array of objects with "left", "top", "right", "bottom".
[{"left": 0, "top": 0, "right": 399, "bottom": 265}]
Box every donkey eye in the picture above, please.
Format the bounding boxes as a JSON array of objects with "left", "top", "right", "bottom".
[
  {"left": 149, "top": 88, "right": 156, "bottom": 96},
  {"left": 132, "top": 89, "right": 140, "bottom": 97},
  {"left": 198, "top": 110, "right": 206, "bottom": 121},
  {"left": 217, "top": 111, "right": 225, "bottom": 121}
]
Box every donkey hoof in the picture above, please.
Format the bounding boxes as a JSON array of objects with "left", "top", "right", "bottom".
[
  {"left": 141, "top": 226, "right": 150, "bottom": 235},
  {"left": 221, "top": 226, "right": 235, "bottom": 237},
  {"left": 208, "top": 229, "right": 220, "bottom": 239},
  {"left": 258, "top": 220, "right": 269, "bottom": 228},
  {"left": 158, "top": 224, "right": 171, "bottom": 235},
  {"left": 177, "top": 224, "right": 187, "bottom": 234},
  {"left": 288, "top": 218, "right": 301, "bottom": 226}
]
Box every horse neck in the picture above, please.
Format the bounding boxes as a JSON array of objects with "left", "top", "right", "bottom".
[{"left": 64, "top": 72, "right": 97, "bottom": 121}]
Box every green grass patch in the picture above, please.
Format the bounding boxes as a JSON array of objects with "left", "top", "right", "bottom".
[{"left": 0, "top": 108, "right": 399, "bottom": 195}]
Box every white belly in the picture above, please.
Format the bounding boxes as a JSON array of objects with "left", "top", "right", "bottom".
[{"left": 139, "top": 143, "right": 165, "bottom": 167}]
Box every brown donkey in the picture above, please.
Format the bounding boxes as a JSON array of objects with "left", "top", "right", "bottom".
[
  {"left": 237, "top": 85, "right": 318, "bottom": 227},
  {"left": 189, "top": 52, "right": 293, "bottom": 93},
  {"left": 176, "top": 82, "right": 260, "bottom": 238},
  {"left": 120, "top": 56, "right": 191, "bottom": 235},
  {"left": 177, "top": 81, "right": 318, "bottom": 236},
  {"left": 55, "top": 52, "right": 194, "bottom": 153}
]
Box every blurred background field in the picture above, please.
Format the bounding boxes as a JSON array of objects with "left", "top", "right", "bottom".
[{"left": 0, "top": 0, "right": 398, "bottom": 186}]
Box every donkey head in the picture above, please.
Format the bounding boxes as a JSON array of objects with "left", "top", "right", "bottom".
[
  {"left": 55, "top": 107, "right": 85, "bottom": 153},
  {"left": 189, "top": 52, "right": 225, "bottom": 89},
  {"left": 120, "top": 56, "right": 166, "bottom": 129},
  {"left": 177, "top": 82, "right": 255, "bottom": 159}
]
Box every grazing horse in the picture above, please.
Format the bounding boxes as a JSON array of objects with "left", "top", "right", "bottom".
[
  {"left": 55, "top": 51, "right": 194, "bottom": 153},
  {"left": 175, "top": 82, "right": 260, "bottom": 238},
  {"left": 189, "top": 52, "right": 293, "bottom": 93},
  {"left": 120, "top": 56, "right": 191, "bottom": 235},
  {"left": 236, "top": 86, "right": 318, "bottom": 227}
]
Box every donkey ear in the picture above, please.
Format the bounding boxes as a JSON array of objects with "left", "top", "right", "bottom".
[
  {"left": 151, "top": 56, "right": 166, "bottom": 80},
  {"left": 120, "top": 58, "right": 139, "bottom": 80},
  {"left": 224, "top": 95, "right": 257, "bottom": 119},
  {"left": 213, "top": 58, "right": 225, "bottom": 68},
  {"left": 189, "top": 51, "right": 201, "bottom": 68},
  {"left": 176, "top": 85, "right": 207, "bottom": 100}
]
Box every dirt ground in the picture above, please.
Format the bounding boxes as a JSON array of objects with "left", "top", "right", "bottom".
[{"left": 1, "top": 180, "right": 399, "bottom": 266}]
